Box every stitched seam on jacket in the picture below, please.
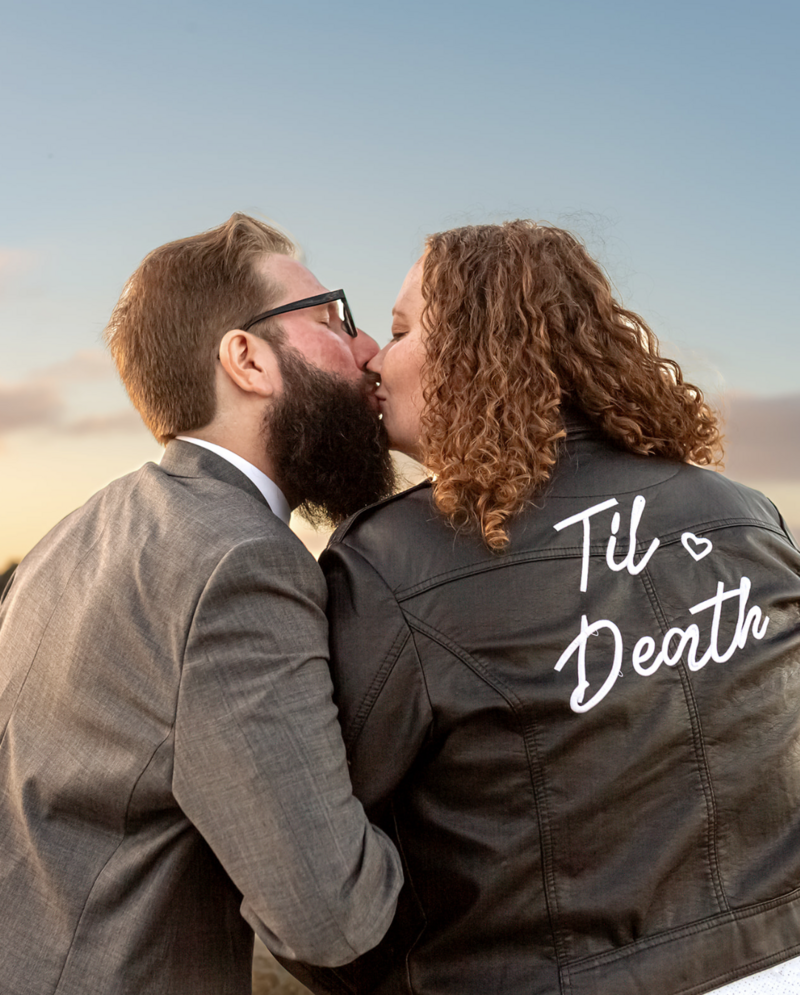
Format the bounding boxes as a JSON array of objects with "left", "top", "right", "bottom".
[
  {"left": 6, "top": 504, "right": 181, "bottom": 991},
  {"left": 640, "top": 564, "right": 730, "bottom": 914},
  {"left": 402, "top": 611, "right": 568, "bottom": 976},
  {"left": 402, "top": 610, "right": 523, "bottom": 706},
  {"left": 347, "top": 625, "right": 413, "bottom": 749},
  {"left": 396, "top": 545, "right": 601, "bottom": 600},
  {"left": 567, "top": 883, "right": 800, "bottom": 973},
  {"left": 328, "top": 545, "right": 432, "bottom": 753},
  {"left": 677, "top": 656, "right": 730, "bottom": 912},
  {"left": 338, "top": 620, "right": 434, "bottom": 798},
  {"left": 656, "top": 518, "right": 788, "bottom": 547},
  {"left": 675, "top": 941, "right": 800, "bottom": 995},
  {"left": 0, "top": 533, "right": 105, "bottom": 754},
  {"left": 393, "top": 518, "right": 789, "bottom": 601},
  {"left": 639, "top": 568, "right": 669, "bottom": 632},
  {"left": 54, "top": 729, "right": 175, "bottom": 993}
]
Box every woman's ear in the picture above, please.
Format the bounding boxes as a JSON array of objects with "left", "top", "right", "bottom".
[{"left": 217, "top": 330, "right": 281, "bottom": 398}]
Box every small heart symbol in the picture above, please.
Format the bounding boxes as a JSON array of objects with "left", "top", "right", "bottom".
[{"left": 681, "top": 532, "right": 713, "bottom": 561}]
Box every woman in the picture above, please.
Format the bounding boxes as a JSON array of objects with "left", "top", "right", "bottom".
[{"left": 289, "top": 222, "right": 800, "bottom": 995}]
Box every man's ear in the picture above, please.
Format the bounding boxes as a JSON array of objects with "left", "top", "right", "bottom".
[{"left": 217, "top": 330, "right": 281, "bottom": 398}]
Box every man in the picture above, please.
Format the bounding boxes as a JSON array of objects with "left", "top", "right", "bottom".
[{"left": 0, "top": 215, "right": 402, "bottom": 995}]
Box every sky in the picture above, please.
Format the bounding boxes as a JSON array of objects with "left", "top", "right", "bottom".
[{"left": 1, "top": 0, "right": 798, "bottom": 566}]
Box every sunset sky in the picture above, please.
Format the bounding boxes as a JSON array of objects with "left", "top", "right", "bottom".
[{"left": 2, "top": 0, "right": 798, "bottom": 567}]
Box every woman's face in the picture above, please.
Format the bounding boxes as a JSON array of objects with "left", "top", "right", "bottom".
[{"left": 368, "top": 258, "right": 427, "bottom": 461}]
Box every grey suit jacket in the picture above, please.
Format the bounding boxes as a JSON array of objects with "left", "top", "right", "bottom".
[{"left": 0, "top": 441, "right": 402, "bottom": 995}]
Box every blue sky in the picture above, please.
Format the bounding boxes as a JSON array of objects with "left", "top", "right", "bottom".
[{"left": 1, "top": 0, "right": 798, "bottom": 561}]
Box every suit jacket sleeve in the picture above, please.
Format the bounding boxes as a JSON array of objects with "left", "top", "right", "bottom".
[
  {"left": 172, "top": 531, "right": 403, "bottom": 967},
  {"left": 320, "top": 539, "right": 433, "bottom": 819},
  {"left": 279, "top": 539, "right": 435, "bottom": 994}
]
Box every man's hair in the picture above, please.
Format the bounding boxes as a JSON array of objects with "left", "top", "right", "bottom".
[
  {"left": 419, "top": 220, "right": 722, "bottom": 551},
  {"left": 104, "top": 213, "right": 295, "bottom": 443}
]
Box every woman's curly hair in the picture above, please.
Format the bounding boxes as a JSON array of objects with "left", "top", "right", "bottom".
[{"left": 419, "top": 220, "right": 722, "bottom": 551}]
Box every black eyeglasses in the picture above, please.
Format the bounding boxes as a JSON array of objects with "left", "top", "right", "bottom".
[{"left": 242, "top": 289, "right": 357, "bottom": 338}]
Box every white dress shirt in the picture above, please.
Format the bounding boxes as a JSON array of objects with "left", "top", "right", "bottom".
[{"left": 175, "top": 437, "right": 291, "bottom": 525}]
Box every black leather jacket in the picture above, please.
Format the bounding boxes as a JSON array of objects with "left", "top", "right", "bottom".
[{"left": 288, "top": 420, "right": 800, "bottom": 995}]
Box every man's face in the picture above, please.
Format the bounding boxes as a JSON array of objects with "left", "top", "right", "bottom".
[
  {"left": 250, "top": 254, "right": 394, "bottom": 524},
  {"left": 254, "top": 255, "right": 379, "bottom": 381}
]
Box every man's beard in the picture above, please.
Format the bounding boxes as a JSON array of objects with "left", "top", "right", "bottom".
[{"left": 262, "top": 347, "right": 396, "bottom": 528}]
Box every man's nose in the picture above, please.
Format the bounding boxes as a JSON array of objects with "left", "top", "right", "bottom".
[
  {"left": 366, "top": 340, "right": 390, "bottom": 377},
  {"left": 351, "top": 328, "right": 380, "bottom": 370}
]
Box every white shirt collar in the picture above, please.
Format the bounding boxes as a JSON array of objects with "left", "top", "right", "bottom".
[{"left": 175, "top": 437, "right": 292, "bottom": 525}]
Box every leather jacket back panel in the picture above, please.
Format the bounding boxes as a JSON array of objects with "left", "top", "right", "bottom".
[{"left": 302, "top": 429, "right": 800, "bottom": 995}]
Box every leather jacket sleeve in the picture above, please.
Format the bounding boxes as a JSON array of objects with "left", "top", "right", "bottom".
[{"left": 320, "top": 541, "right": 433, "bottom": 818}]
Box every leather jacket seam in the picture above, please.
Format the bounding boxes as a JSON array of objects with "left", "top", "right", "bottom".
[
  {"left": 395, "top": 547, "right": 599, "bottom": 601},
  {"left": 329, "top": 481, "right": 432, "bottom": 543},
  {"left": 346, "top": 624, "right": 413, "bottom": 750},
  {"left": 550, "top": 464, "right": 683, "bottom": 498},
  {"left": 639, "top": 564, "right": 730, "bottom": 913},
  {"left": 392, "top": 520, "right": 788, "bottom": 603},
  {"left": 676, "top": 656, "right": 731, "bottom": 913},
  {"left": 402, "top": 610, "right": 569, "bottom": 970},
  {"left": 330, "top": 544, "right": 434, "bottom": 754},
  {"left": 656, "top": 518, "right": 788, "bottom": 546},
  {"left": 638, "top": 566, "right": 669, "bottom": 631},
  {"left": 403, "top": 610, "right": 522, "bottom": 708},
  {"left": 566, "top": 884, "right": 800, "bottom": 975},
  {"left": 681, "top": 943, "right": 800, "bottom": 995}
]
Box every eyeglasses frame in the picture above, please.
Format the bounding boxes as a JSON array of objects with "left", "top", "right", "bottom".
[{"left": 241, "top": 289, "right": 357, "bottom": 338}]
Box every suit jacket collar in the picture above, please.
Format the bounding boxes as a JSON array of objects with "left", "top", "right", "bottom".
[{"left": 159, "top": 440, "right": 269, "bottom": 509}]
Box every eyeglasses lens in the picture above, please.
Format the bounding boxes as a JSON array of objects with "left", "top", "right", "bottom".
[{"left": 336, "top": 298, "right": 357, "bottom": 338}]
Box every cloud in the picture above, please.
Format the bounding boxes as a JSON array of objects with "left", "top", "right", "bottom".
[
  {"left": 721, "top": 394, "right": 800, "bottom": 482},
  {"left": 0, "top": 348, "right": 123, "bottom": 438},
  {"left": 0, "top": 381, "right": 62, "bottom": 432}
]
